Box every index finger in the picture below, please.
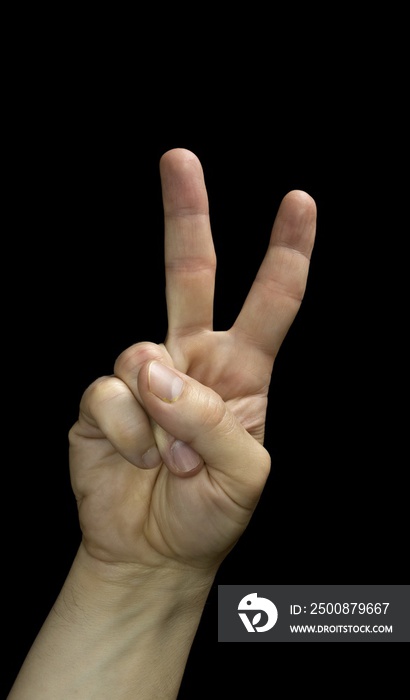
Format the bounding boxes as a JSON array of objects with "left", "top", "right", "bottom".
[{"left": 233, "top": 190, "right": 317, "bottom": 357}]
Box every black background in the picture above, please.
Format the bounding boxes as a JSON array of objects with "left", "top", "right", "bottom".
[{"left": 3, "top": 17, "right": 406, "bottom": 698}]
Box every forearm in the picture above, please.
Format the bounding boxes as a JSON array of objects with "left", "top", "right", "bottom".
[{"left": 8, "top": 544, "right": 215, "bottom": 700}]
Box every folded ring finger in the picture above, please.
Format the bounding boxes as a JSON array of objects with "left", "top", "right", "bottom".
[{"left": 79, "top": 375, "right": 162, "bottom": 469}]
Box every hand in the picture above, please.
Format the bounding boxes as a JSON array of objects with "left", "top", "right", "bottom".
[{"left": 68, "top": 148, "right": 317, "bottom": 576}]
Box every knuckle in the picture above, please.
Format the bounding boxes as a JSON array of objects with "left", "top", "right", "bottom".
[
  {"left": 80, "top": 375, "right": 124, "bottom": 414},
  {"left": 198, "top": 392, "right": 240, "bottom": 443},
  {"left": 114, "top": 341, "right": 162, "bottom": 379}
]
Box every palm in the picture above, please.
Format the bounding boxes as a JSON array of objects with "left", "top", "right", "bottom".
[
  {"left": 166, "top": 330, "right": 271, "bottom": 443},
  {"left": 70, "top": 149, "right": 316, "bottom": 571}
]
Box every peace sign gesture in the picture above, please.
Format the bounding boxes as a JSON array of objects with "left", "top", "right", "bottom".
[{"left": 69, "top": 148, "right": 317, "bottom": 571}]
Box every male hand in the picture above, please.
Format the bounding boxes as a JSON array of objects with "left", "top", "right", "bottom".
[{"left": 68, "top": 148, "right": 317, "bottom": 575}]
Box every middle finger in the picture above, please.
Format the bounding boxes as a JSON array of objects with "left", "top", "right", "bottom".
[{"left": 160, "top": 148, "right": 216, "bottom": 336}]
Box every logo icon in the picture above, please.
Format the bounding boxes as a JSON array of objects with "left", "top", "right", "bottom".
[{"left": 238, "top": 592, "right": 278, "bottom": 632}]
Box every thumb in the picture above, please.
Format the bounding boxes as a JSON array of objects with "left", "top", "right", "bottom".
[{"left": 138, "top": 360, "right": 271, "bottom": 510}]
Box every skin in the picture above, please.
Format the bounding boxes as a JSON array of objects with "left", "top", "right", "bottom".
[{"left": 8, "top": 148, "right": 316, "bottom": 699}]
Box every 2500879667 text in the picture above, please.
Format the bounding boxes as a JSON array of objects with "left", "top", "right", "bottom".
[{"left": 290, "top": 603, "right": 390, "bottom": 615}]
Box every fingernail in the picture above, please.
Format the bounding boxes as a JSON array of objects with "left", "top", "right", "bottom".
[
  {"left": 141, "top": 445, "right": 162, "bottom": 469},
  {"left": 148, "top": 361, "right": 184, "bottom": 402},
  {"left": 171, "top": 439, "right": 203, "bottom": 473}
]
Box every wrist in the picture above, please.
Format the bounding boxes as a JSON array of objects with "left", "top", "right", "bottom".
[
  {"left": 9, "top": 544, "right": 217, "bottom": 699},
  {"left": 61, "top": 542, "right": 216, "bottom": 626}
]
